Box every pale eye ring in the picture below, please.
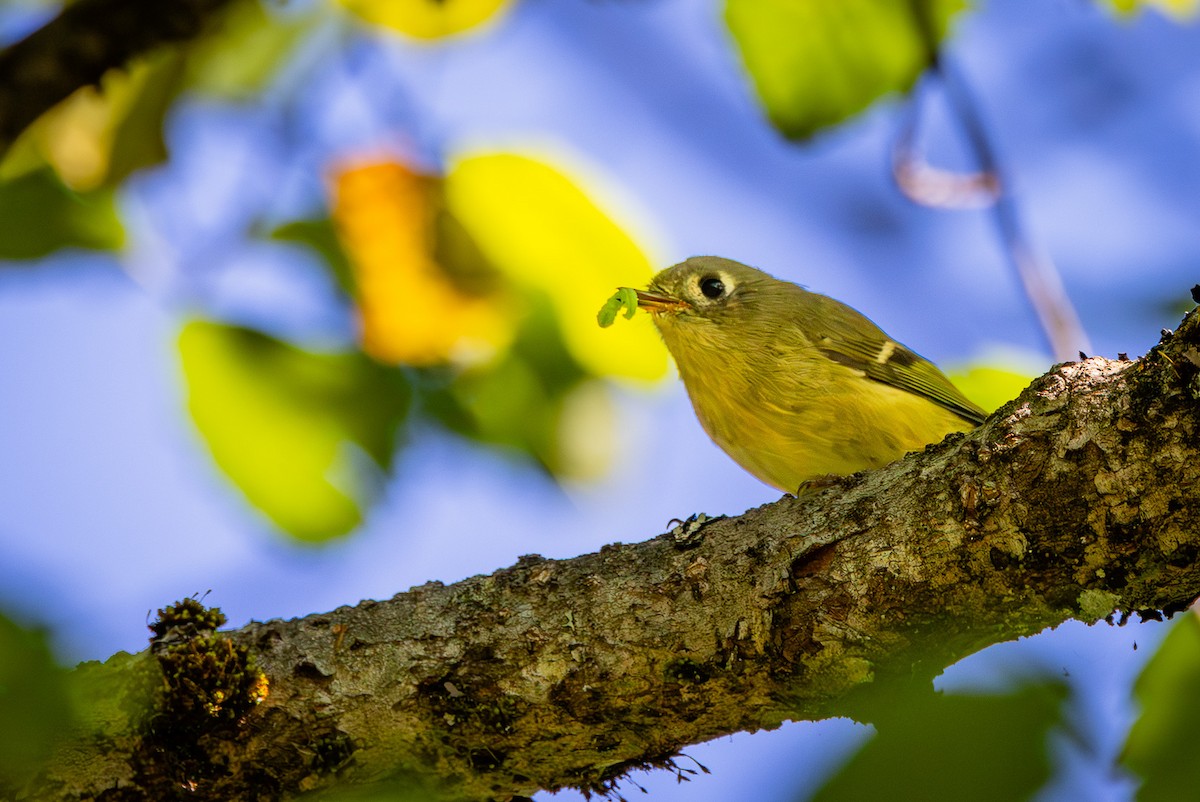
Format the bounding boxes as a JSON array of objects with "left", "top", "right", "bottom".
[{"left": 699, "top": 276, "right": 725, "bottom": 299}]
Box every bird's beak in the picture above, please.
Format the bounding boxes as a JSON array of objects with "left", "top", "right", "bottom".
[{"left": 635, "top": 289, "right": 688, "bottom": 313}]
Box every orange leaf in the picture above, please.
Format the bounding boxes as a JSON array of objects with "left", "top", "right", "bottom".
[{"left": 330, "top": 160, "right": 508, "bottom": 366}]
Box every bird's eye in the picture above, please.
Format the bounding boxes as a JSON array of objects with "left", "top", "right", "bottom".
[{"left": 699, "top": 276, "right": 725, "bottom": 299}]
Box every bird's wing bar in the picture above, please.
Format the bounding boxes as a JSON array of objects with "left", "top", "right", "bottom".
[
  {"left": 808, "top": 302, "right": 989, "bottom": 427},
  {"left": 817, "top": 338, "right": 988, "bottom": 425}
]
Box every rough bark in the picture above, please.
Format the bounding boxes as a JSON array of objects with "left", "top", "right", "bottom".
[
  {"left": 0, "top": 0, "right": 234, "bottom": 156},
  {"left": 19, "top": 305, "right": 1200, "bottom": 802}
]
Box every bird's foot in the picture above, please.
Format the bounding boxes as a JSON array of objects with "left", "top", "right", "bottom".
[
  {"left": 795, "top": 474, "right": 848, "bottom": 494},
  {"left": 666, "top": 513, "right": 722, "bottom": 548}
]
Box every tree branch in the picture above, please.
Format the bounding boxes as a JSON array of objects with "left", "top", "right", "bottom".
[
  {"left": 0, "top": 0, "right": 234, "bottom": 156},
  {"left": 22, "top": 307, "right": 1200, "bottom": 801}
]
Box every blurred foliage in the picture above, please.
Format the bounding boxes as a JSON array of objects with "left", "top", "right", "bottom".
[
  {"left": 1161, "top": 285, "right": 1200, "bottom": 320},
  {"left": 0, "top": 0, "right": 310, "bottom": 261},
  {"left": 319, "top": 153, "right": 666, "bottom": 379},
  {"left": 0, "top": 168, "right": 123, "bottom": 259},
  {"left": 811, "top": 680, "right": 1068, "bottom": 802},
  {"left": 0, "top": 50, "right": 183, "bottom": 192},
  {"left": 179, "top": 321, "right": 410, "bottom": 542},
  {"left": 280, "top": 152, "right": 655, "bottom": 488},
  {"left": 1122, "top": 614, "right": 1200, "bottom": 801},
  {"left": 725, "top": 0, "right": 966, "bottom": 139},
  {"left": 330, "top": 160, "right": 512, "bottom": 367},
  {"left": 1106, "top": 0, "right": 1198, "bottom": 18},
  {"left": 444, "top": 152, "right": 667, "bottom": 381},
  {"left": 0, "top": 0, "right": 310, "bottom": 195},
  {"left": 947, "top": 364, "right": 1035, "bottom": 416},
  {"left": 0, "top": 613, "right": 74, "bottom": 791},
  {"left": 176, "top": 146, "right": 663, "bottom": 541},
  {"left": 271, "top": 217, "right": 359, "bottom": 297},
  {"left": 424, "top": 295, "right": 613, "bottom": 478},
  {"left": 184, "top": 0, "right": 318, "bottom": 98},
  {"left": 335, "top": 0, "right": 514, "bottom": 40}
]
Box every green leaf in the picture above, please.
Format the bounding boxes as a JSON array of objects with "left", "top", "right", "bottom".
[
  {"left": 813, "top": 681, "right": 1066, "bottom": 802},
  {"left": 0, "top": 613, "right": 74, "bottom": 789},
  {"left": 946, "top": 364, "right": 1035, "bottom": 415},
  {"left": 270, "top": 217, "right": 358, "bottom": 297},
  {"left": 0, "top": 168, "right": 123, "bottom": 260},
  {"left": 725, "top": 0, "right": 966, "bottom": 139},
  {"left": 423, "top": 295, "right": 614, "bottom": 479},
  {"left": 1123, "top": 615, "right": 1200, "bottom": 801},
  {"left": 178, "top": 321, "right": 410, "bottom": 543},
  {"left": 0, "top": 51, "right": 185, "bottom": 193},
  {"left": 104, "top": 50, "right": 186, "bottom": 187},
  {"left": 185, "top": 0, "right": 319, "bottom": 98}
]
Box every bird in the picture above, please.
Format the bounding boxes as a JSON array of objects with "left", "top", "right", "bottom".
[{"left": 634, "top": 256, "right": 987, "bottom": 493}]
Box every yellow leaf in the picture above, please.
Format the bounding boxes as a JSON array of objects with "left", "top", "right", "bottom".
[
  {"left": 444, "top": 152, "right": 667, "bottom": 382},
  {"left": 1107, "top": 0, "right": 1198, "bottom": 17},
  {"left": 946, "top": 364, "right": 1035, "bottom": 415},
  {"left": 1156, "top": 0, "right": 1198, "bottom": 16},
  {"left": 330, "top": 160, "right": 510, "bottom": 366},
  {"left": 335, "top": 0, "right": 513, "bottom": 39}
]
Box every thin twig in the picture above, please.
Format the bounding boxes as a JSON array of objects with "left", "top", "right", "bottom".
[
  {"left": 892, "top": 85, "right": 999, "bottom": 210},
  {"left": 894, "top": 3, "right": 1092, "bottom": 361}
]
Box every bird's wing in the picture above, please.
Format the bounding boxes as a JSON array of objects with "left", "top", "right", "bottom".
[{"left": 804, "top": 296, "right": 989, "bottom": 426}]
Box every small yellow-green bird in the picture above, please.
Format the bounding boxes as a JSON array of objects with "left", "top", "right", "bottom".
[{"left": 635, "top": 256, "right": 987, "bottom": 493}]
